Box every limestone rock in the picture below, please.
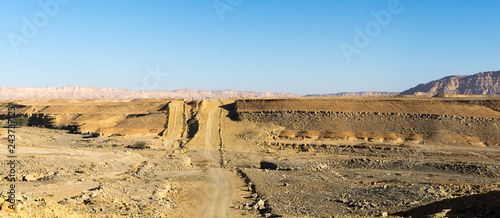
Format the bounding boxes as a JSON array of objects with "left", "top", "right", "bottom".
[
  {"left": 23, "top": 174, "right": 37, "bottom": 182},
  {"left": 401, "top": 71, "right": 500, "bottom": 95}
]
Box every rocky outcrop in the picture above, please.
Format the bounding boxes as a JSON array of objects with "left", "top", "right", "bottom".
[
  {"left": 0, "top": 85, "right": 299, "bottom": 100},
  {"left": 401, "top": 71, "right": 500, "bottom": 95},
  {"left": 239, "top": 111, "right": 500, "bottom": 146},
  {"left": 235, "top": 98, "right": 500, "bottom": 146},
  {"left": 0, "top": 99, "right": 173, "bottom": 136}
]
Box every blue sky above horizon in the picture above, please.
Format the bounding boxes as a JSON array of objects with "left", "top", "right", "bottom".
[{"left": 1, "top": 0, "right": 499, "bottom": 95}]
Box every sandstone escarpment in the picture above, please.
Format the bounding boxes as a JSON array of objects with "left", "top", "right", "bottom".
[
  {"left": 236, "top": 97, "right": 500, "bottom": 146},
  {"left": 238, "top": 111, "right": 500, "bottom": 146},
  {"left": 0, "top": 99, "right": 175, "bottom": 136}
]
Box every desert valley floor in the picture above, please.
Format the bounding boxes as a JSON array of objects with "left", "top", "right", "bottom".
[{"left": 0, "top": 95, "right": 499, "bottom": 217}]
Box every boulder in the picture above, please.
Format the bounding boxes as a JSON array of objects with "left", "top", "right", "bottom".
[{"left": 23, "top": 174, "right": 36, "bottom": 182}]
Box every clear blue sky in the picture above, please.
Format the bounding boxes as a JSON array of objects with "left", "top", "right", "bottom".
[{"left": 1, "top": 0, "right": 499, "bottom": 95}]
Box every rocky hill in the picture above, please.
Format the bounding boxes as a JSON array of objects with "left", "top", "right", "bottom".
[
  {"left": 401, "top": 71, "right": 500, "bottom": 95},
  {"left": 0, "top": 85, "right": 299, "bottom": 100}
]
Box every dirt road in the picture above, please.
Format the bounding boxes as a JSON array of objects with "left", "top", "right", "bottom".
[
  {"left": 198, "top": 104, "right": 232, "bottom": 218},
  {"left": 164, "top": 100, "right": 185, "bottom": 148},
  {"left": 166, "top": 100, "right": 185, "bottom": 140}
]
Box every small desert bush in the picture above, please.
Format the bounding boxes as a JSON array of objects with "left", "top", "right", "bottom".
[
  {"left": 128, "top": 141, "right": 148, "bottom": 149},
  {"left": 13, "top": 116, "right": 29, "bottom": 127}
]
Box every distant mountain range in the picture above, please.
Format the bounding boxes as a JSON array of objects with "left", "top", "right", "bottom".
[
  {"left": 0, "top": 71, "right": 498, "bottom": 100},
  {"left": 0, "top": 86, "right": 299, "bottom": 100},
  {"left": 305, "top": 91, "right": 399, "bottom": 97},
  {"left": 400, "top": 71, "right": 499, "bottom": 95}
]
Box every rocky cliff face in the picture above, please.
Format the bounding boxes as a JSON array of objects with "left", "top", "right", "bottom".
[
  {"left": 0, "top": 85, "right": 299, "bottom": 100},
  {"left": 236, "top": 98, "right": 500, "bottom": 146},
  {"left": 401, "top": 71, "right": 500, "bottom": 95}
]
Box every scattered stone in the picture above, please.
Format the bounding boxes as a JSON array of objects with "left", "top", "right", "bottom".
[
  {"left": 23, "top": 174, "right": 37, "bottom": 182},
  {"left": 256, "top": 199, "right": 266, "bottom": 210},
  {"left": 431, "top": 209, "right": 452, "bottom": 218},
  {"left": 336, "top": 198, "right": 348, "bottom": 203},
  {"left": 75, "top": 169, "right": 87, "bottom": 174},
  {"left": 150, "top": 189, "right": 168, "bottom": 201},
  {"left": 1, "top": 201, "right": 21, "bottom": 213}
]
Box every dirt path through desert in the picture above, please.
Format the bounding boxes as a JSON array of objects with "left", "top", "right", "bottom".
[
  {"left": 198, "top": 104, "right": 232, "bottom": 218},
  {"left": 166, "top": 100, "right": 184, "bottom": 139}
]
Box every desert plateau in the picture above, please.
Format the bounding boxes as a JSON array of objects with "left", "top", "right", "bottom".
[{"left": 0, "top": 94, "right": 499, "bottom": 217}]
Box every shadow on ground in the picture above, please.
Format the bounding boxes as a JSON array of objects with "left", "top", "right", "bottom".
[
  {"left": 221, "top": 102, "right": 238, "bottom": 121},
  {"left": 393, "top": 191, "right": 500, "bottom": 218}
]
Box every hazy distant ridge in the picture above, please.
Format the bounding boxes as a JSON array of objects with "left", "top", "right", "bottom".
[
  {"left": 400, "top": 71, "right": 500, "bottom": 95},
  {"left": 1, "top": 71, "right": 498, "bottom": 100},
  {"left": 305, "top": 91, "right": 399, "bottom": 97},
  {"left": 0, "top": 86, "right": 299, "bottom": 100}
]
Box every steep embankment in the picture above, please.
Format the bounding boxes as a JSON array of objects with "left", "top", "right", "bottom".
[
  {"left": 236, "top": 97, "right": 500, "bottom": 118},
  {"left": 0, "top": 99, "right": 178, "bottom": 136},
  {"left": 236, "top": 96, "right": 500, "bottom": 146}
]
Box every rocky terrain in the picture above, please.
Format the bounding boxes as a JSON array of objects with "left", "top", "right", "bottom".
[
  {"left": 401, "top": 71, "right": 500, "bottom": 95},
  {"left": 0, "top": 96, "right": 499, "bottom": 217},
  {"left": 236, "top": 96, "right": 500, "bottom": 146},
  {"left": 0, "top": 85, "right": 298, "bottom": 100}
]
